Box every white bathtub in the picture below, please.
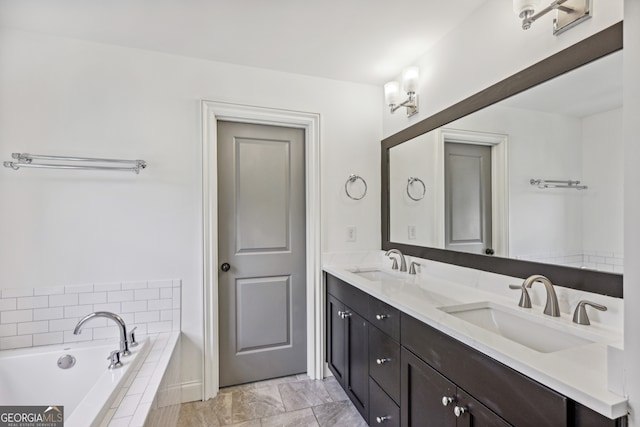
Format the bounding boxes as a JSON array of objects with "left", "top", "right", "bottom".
[{"left": 0, "top": 338, "right": 149, "bottom": 427}]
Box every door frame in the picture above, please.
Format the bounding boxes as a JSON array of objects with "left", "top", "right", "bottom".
[
  {"left": 201, "top": 100, "right": 322, "bottom": 400},
  {"left": 435, "top": 128, "right": 509, "bottom": 257}
]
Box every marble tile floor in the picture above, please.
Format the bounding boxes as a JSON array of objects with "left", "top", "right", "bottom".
[{"left": 177, "top": 374, "right": 368, "bottom": 427}]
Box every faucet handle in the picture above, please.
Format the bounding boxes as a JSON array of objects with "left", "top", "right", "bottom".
[
  {"left": 573, "top": 300, "right": 607, "bottom": 325},
  {"left": 409, "top": 261, "right": 420, "bottom": 275},
  {"left": 107, "top": 349, "right": 123, "bottom": 369},
  {"left": 388, "top": 256, "right": 399, "bottom": 270},
  {"left": 128, "top": 326, "right": 138, "bottom": 348},
  {"left": 509, "top": 284, "right": 532, "bottom": 308}
]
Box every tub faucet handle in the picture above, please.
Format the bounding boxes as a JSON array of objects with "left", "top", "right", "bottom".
[
  {"left": 128, "top": 326, "right": 138, "bottom": 348},
  {"left": 107, "top": 349, "right": 123, "bottom": 370}
]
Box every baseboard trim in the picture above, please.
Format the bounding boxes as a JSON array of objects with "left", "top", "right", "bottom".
[{"left": 181, "top": 380, "right": 203, "bottom": 403}]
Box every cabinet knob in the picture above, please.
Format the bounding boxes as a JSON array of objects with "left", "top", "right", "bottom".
[
  {"left": 454, "top": 406, "right": 467, "bottom": 417},
  {"left": 375, "top": 314, "right": 388, "bottom": 320},
  {"left": 376, "top": 358, "right": 391, "bottom": 365},
  {"left": 441, "top": 396, "right": 454, "bottom": 406},
  {"left": 376, "top": 416, "right": 390, "bottom": 423}
]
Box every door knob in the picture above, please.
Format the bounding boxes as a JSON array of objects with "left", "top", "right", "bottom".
[{"left": 221, "top": 263, "right": 231, "bottom": 272}]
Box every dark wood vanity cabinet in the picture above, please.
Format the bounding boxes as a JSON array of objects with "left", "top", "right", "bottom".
[
  {"left": 326, "top": 284, "right": 369, "bottom": 422},
  {"left": 325, "top": 273, "right": 626, "bottom": 427},
  {"left": 401, "top": 347, "right": 509, "bottom": 427}
]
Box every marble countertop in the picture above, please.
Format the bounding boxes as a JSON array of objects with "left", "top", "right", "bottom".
[{"left": 323, "top": 263, "right": 627, "bottom": 419}]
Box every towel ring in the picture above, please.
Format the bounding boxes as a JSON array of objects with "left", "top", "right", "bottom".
[
  {"left": 345, "top": 174, "right": 367, "bottom": 200},
  {"left": 407, "top": 177, "right": 426, "bottom": 201}
]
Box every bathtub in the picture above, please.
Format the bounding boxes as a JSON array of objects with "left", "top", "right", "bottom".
[{"left": 0, "top": 337, "right": 150, "bottom": 427}]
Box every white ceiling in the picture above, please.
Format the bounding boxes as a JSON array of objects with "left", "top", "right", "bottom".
[
  {"left": 0, "top": 0, "right": 487, "bottom": 85},
  {"left": 0, "top": 0, "right": 485, "bottom": 85}
]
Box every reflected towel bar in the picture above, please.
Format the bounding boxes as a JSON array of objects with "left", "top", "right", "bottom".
[{"left": 530, "top": 179, "right": 587, "bottom": 190}]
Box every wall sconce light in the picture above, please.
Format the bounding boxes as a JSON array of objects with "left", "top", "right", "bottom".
[
  {"left": 384, "top": 66, "right": 419, "bottom": 117},
  {"left": 513, "top": 0, "right": 591, "bottom": 35}
]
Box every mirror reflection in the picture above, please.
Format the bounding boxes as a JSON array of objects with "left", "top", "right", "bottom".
[{"left": 389, "top": 51, "right": 623, "bottom": 273}]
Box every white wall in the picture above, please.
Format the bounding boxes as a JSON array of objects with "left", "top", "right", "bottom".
[
  {"left": 0, "top": 28, "right": 382, "bottom": 397},
  {"left": 382, "top": 0, "right": 624, "bottom": 138},
  {"left": 624, "top": 0, "right": 640, "bottom": 425}
]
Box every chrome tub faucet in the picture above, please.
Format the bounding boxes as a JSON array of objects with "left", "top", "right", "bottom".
[{"left": 73, "top": 311, "right": 130, "bottom": 356}]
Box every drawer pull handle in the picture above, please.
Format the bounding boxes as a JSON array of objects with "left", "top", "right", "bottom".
[
  {"left": 340, "top": 311, "right": 352, "bottom": 319},
  {"left": 454, "top": 406, "right": 467, "bottom": 417},
  {"left": 376, "top": 416, "right": 390, "bottom": 423},
  {"left": 376, "top": 358, "right": 390, "bottom": 365},
  {"left": 375, "top": 314, "right": 388, "bottom": 320},
  {"left": 441, "top": 396, "right": 454, "bottom": 406}
]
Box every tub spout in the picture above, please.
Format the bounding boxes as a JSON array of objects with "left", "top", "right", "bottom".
[{"left": 74, "top": 311, "right": 130, "bottom": 356}]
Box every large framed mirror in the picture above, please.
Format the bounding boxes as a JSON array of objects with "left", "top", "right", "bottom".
[{"left": 382, "top": 22, "right": 623, "bottom": 298}]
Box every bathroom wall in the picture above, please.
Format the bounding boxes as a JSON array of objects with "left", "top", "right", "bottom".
[
  {"left": 382, "top": 0, "right": 624, "bottom": 138},
  {"left": 0, "top": 28, "right": 382, "bottom": 399},
  {"left": 624, "top": 0, "right": 640, "bottom": 425}
]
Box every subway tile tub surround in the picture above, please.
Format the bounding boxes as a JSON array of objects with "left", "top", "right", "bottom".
[
  {"left": 0, "top": 279, "right": 182, "bottom": 427},
  {"left": 0, "top": 279, "right": 181, "bottom": 350}
]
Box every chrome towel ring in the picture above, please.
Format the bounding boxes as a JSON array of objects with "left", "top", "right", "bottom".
[
  {"left": 345, "top": 174, "right": 367, "bottom": 200},
  {"left": 407, "top": 177, "right": 426, "bottom": 201}
]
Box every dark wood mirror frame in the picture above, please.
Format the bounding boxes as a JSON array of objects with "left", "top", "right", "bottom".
[{"left": 382, "top": 22, "right": 623, "bottom": 298}]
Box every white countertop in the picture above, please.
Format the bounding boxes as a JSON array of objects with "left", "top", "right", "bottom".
[{"left": 323, "top": 264, "right": 628, "bottom": 419}]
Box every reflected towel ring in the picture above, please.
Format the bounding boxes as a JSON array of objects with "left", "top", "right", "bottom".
[
  {"left": 345, "top": 174, "right": 367, "bottom": 200},
  {"left": 407, "top": 177, "right": 426, "bottom": 201}
]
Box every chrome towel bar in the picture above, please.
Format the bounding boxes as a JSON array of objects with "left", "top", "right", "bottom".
[{"left": 4, "top": 153, "right": 147, "bottom": 174}]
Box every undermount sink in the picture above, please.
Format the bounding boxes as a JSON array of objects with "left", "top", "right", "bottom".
[
  {"left": 440, "top": 301, "right": 595, "bottom": 353},
  {"left": 348, "top": 268, "right": 402, "bottom": 282}
]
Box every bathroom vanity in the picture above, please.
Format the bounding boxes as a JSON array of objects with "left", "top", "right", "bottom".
[{"left": 324, "top": 268, "right": 627, "bottom": 427}]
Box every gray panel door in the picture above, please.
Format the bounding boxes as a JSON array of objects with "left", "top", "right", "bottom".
[
  {"left": 444, "top": 142, "right": 492, "bottom": 255},
  {"left": 217, "top": 121, "right": 306, "bottom": 387}
]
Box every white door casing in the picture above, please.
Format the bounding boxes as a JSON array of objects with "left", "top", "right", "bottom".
[
  {"left": 435, "top": 128, "right": 509, "bottom": 257},
  {"left": 202, "top": 101, "right": 322, "bottom": 400}
]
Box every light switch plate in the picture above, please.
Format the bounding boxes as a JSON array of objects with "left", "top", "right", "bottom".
[
  {"left": 346, "top": 226, "right": 357, "bottom": 242},
  {"left": 408, "top": 225, "right": 416, "bottom": 240}
]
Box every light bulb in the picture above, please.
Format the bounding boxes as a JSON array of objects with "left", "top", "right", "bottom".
[
  {"left": 402, "top": 67, "right": 419, "bottom": 94},
  {"left": 384, "top": 81, "right": 400, "bottom": 106},
  {"left": 513, "top": 0, "right": 541, "bottom": 18}
]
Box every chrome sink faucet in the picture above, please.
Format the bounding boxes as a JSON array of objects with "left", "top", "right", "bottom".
[
  {"left": 519, "top": 274, "right": 560, "bottom": 317},
  {"left": 385, "top": 249, "right": 407, "bottom": 272},
  {"left": 73, "top": 311, "right": 130, "bottom": 356}
]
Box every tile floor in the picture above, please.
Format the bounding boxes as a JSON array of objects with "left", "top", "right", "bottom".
[{"left": 177, "top": 375, "right": 368, "bottom": 427}]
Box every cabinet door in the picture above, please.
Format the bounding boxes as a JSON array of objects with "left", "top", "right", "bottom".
[
  {"left": 401, "top": 348, "right": 456, "bottom": 427},
  {"left": 326, "top": 294, "right": 346, "bottom": 385},
  {"left": 345, "top": 308, "right": 369, "bottom": 423},
  {"left": 455, "top": 389, "right": 511, "bottom": 427}
]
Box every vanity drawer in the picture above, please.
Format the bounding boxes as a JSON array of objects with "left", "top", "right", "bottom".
[
  {"left": 326, "top": 273, "right": 368, "bottom": 317},
  {"left": 401, "top": 312, "right": 568, "bottom": 427},
  {"left": 370, "top": 377, "right": 400, "bottom": 427},
  {"left": 369, "top": 324, "right": 400, "bottom": 404},
  {"left": 368, "top": 296, "right": 400, "bottom": 342}
]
